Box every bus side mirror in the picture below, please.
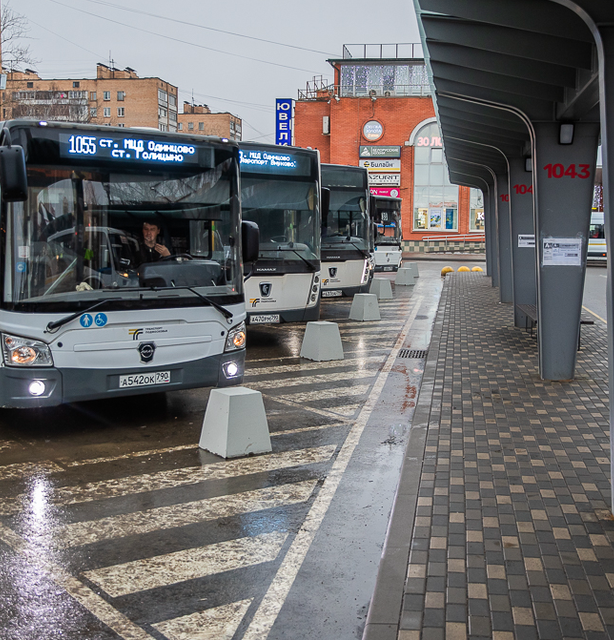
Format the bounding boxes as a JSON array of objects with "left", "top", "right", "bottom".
[
  {"left": 321, "top": 187, "right": 330, "bottom": 218},
  {"left": 241, "top": 220, "right": 260, "bottom": 264},
  {"left": 0, "top": 145, "right": 28, "bottom": 202}
]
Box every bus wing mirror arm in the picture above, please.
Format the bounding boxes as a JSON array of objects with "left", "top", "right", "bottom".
[
  {"left": 321, "top": 187, "right": 330, "bottom": 219},
  {"left": 241, "top": 220, "right": 260, "bottom": 265},
  {"left": 0, "top": 129, "right": 28, "bottom": 202}
]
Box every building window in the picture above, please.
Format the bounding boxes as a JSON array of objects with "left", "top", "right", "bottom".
[
  {"left": 159, "top": 124, "right": 167, "bottom": 132},
  {"left": 90, "top": 107, "right": 97, "bottom": 118},
  {"left": 117, "top": 107, "right": 125, "bottom": 117},
  {"left": 117, "top": 123, "right": 125, "bottom": 128},
  {"left": 103, "top": 91, "right": 110, "bottom": 101},
  {"left": 470, "top": 189, "right": 485, "bottom": 232},
  {"left": 199, "top": 122, "right": 204, "bottom": 131},
  {"left": 413, "top": 121, "right": 458, "bottom": 232},
  {"left": 158, "top": 89, "right": 168, "bottom": 104},
  {"left": 90, "top": 92, "right": 97, "bottom": 101},
  {"left": 26, "top": 82, "right": 33, "bottom": 88},
  {"left": 117, "top": 91, "right": 125, "bottom": 101},
  {"left": 188, "top": 122, "right": 194, "bottom": 130},
  {"left": 73, "top": 81, "right": 80, "bottom": 88},
  {"left": 169, "top": 111, "right": 177, "bottom": 122},
  {"left": 169, "top": 95, "right": 176, "bottom": 107},
  {"left": 103, "top": 107, "right": 111, "bottom": 118},
  {"left": 178, "top": 123, "right": 183, "bottom": 131}
]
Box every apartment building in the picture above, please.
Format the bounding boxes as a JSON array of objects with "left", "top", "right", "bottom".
[
  {"left": 4, "top": 64, "right": 179, "bottom": 131},
  {"left": 177, "top": 103, "right": 242, "bottom": 141}
]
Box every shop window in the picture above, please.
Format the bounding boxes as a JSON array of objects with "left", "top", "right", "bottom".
[
  {"left": 413, "top": 121, "right": 458, "bottom": 232},
  {"left": 470, "top": 189, "right": 485, "bottom": 231}
]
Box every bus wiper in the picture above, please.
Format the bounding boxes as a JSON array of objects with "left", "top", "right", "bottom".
[
  {"left": 45, "top": 299, "right": 110, "bottom": 333},
  {"left": 274, "top": 247, "right": 317, "bottom": 272},
  {"left": 156, "top": 286, "right": 234, "bottom": 321}
]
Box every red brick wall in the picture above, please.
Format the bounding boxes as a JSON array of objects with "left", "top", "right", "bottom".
[{"left": 294, "top": 95, "right": 475, "bottom": 243}]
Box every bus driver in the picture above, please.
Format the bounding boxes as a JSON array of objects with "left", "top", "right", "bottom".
[{"left": 139, "top": 220, "right": 171, "bottom": 263}]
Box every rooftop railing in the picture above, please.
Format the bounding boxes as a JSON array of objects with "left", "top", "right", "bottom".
[{"left": 342, "top": 43, "right": 424, "bottom": 60}]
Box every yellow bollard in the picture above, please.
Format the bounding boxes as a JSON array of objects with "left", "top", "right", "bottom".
[
  {"left": 441, "top": 266, "right": 454, "bottom": 276},
  {"left": 471, "top": 266, "right": 484, "bottom": 272},
  {"left": 457, "top": 266, "right": 470, "bottom": 272}
]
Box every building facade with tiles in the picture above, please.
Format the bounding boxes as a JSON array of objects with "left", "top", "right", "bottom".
[{"left": 292, "top": 45, "right": 485, "bottom": 253}]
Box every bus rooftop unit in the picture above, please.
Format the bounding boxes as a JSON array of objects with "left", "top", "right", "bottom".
[
  {"left": 371, "top": 194, "right": 403, "bottom": 272},
  {"left": 320, "top": 164, "right": 372, "bottom": 298},
  {"left": 239, "top": 142, "right": 322, "bottom": 324},
  {"left": 0, "top": 120, "right": 258, "bottom": 408}
]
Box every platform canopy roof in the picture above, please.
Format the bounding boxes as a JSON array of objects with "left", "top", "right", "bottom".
[{"left": 413, "top": 0, "right": 601, "bottom": 187}]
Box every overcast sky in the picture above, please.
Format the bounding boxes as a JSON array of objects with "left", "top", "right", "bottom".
[{"left": 12, "top": 0, "right": 420, "bottom": 142}]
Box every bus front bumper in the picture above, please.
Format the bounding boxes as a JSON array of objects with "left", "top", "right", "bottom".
[{"left": 0, "top": 350, "right": 246, "bottom": 408}]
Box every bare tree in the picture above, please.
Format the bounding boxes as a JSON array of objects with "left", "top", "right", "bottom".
[{"left": 1, "top": 2, "right": 37, "bottom": 71}]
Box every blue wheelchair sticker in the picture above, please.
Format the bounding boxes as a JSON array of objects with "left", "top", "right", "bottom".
[
  {"left": 94, "top": 313, "right": 108, "bottom": 327},
  {"left": 80, "top": 314, "right": 93, "bottom": 328},
  {"left": 15, "top": 262, "right": 26, "bottom": 272}
]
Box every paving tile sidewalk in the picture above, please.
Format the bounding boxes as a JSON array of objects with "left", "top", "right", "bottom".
[{"left": 364, "top": 272, "right": 614, "bottom": 640}]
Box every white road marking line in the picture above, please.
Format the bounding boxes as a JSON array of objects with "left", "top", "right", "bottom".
[
  {"left": 245, "top": 354, "right": 384, "bottom": 377},
  {"left": 0, "top": 446, "right": 335, "bottom": 514},
  {"left": 57, "top": 480, "right": 317, "bottom": 548},
  {"left": 152, "top": 599, "right": 253, "bottom": 640},
  {"left": 242, "top": 295, "right": 424, "bottom": 639},
  {"left": 83, "top": 531, "right": 288, "bottom": 598},
  {"left": 276, "top": 422, "right": 349, "bottom": 435},
  {"left": 273, "top": 385, "right": 370, "bottom": 403},
  {"left": 263, "top": 395, "right": 360, "bottom": 420},
  {"left": 247, "top": 371, "right": 374, "bottom": 390},
  {"left": 0, "top": 460, "right": 65, "bottom": 480},
  {"left": 0, "top": 522, "right": 156, "bottom": 640},
  {"left": 64, "top": 444, "right": 198, "bottom": 467}
]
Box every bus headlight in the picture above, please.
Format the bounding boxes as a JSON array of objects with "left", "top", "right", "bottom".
[
  {"left": 224, "top": 321, "right": 246, "bottom": 352},
  {"left": 2, "top": 334, "right": 53, "bottom": 367}
]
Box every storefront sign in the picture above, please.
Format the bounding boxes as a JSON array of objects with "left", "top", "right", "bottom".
[
  {"left": 360, "top": 145, "right": 401, "bottom": 158},
  {"left": 275, "top": 98, "right": 293, "bottom": 146},
  {"left": 362, "top": 120, "right": 384, "bottom": 141},
  {"left": 370, "top": 187, "right": 401, "bottom": 197},
  {"left": 359, "top": 159, "right": 401, "bottom": 172},
  {"left": 368, "top": 173, "right": 400, "bottom": 186}
]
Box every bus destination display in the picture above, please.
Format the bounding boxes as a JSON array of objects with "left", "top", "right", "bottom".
[
  {"left": 239, "top": 148, "right": 311, "bottom": 176},
  {"left": 59, "top": 133, "right": 201, "bottom": 165}
]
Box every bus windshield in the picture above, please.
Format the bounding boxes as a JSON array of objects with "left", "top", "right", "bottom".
[
  {"left": 241, "top": 178, "right": 319, "bottom": 265},
  {"left": 6, "top": 161, "right": 241, "bottom": 307},
  {"left": 322, "top": 190, "right": 370, "bottom": 251}
]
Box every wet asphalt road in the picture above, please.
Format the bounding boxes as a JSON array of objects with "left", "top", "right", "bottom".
[{"left": 0, "top": 260, "right": 484, "bottom": 640}]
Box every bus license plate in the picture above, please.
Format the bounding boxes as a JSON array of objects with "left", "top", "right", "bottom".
[
  {"left": 322, "top": 290, "right": 342, "bottom": 297},
  {"left": 250, "top": 314, "right": 280, "bottom": 324},
  {"left": 119, "top": 371, "right": 171, "bottom": 388}
]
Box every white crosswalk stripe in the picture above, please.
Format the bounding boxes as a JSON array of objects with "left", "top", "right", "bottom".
[
  {"left": 0, "top": 446, "right": 335, "bottom": 514},
  {"left": 152, "top": 599, "right": 253, "bottom": 640},
  {"left": 247, "top": 370, "right": 374, "bottom": 390},
  {"left": 83, "top": 531, "right": 288, "bottom": 597},
  {"left": 57, "top": 480, "right": 317, "bottom": 548}
]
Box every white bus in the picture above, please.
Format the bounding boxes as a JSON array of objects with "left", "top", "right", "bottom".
[
  {"left": 239, "top": 143, "right": 322, "bottom": 324},
  {"left": 588, "top": 211, "right": 607, "bottom": 261},
  {"left": 0, "top": 120, "right": 258, "bottom": 407},
  {"left": 371, "top": 194, "right": 403, "bottom": 271},
  {"left": 320, "top": 164, "right": 372, "bottom": 297}
]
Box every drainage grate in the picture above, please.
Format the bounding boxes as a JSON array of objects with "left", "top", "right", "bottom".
[{"left": 397, "top": 349, "right": 428, "bottom": 359}]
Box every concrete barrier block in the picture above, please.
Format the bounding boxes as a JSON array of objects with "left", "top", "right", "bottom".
[
  {"left": 369, "top": 277, "right": 393, "bottom": 300},
  {"left": 199, "top": 387, "right": 272, "bottom": 458},
  {"left": 349, "top": 293, "right": 381, "bottom": 321},
  {"left": 300, "top": 321, "right": 344, "bottom": 361},
  {"left": 406, "top": 262, "right": 419, "bottom": 278},
  {"left": 395, "top": 267, "right": 416, "bottom": 286}
]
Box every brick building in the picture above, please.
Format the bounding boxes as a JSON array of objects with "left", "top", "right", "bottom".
[
  {"left": 177, "top": 103, "right": 242, "bottom": 141},
  {"left": 293, "top": 45, "right": 484, "bottom": 252},
  {"left": 4, "top": 64, "right": 179, "bottom": 131}
]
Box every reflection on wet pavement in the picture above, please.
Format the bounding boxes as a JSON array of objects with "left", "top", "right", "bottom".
[{"left": 0, "top": 263, "right": 471, "bottom": 640}]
